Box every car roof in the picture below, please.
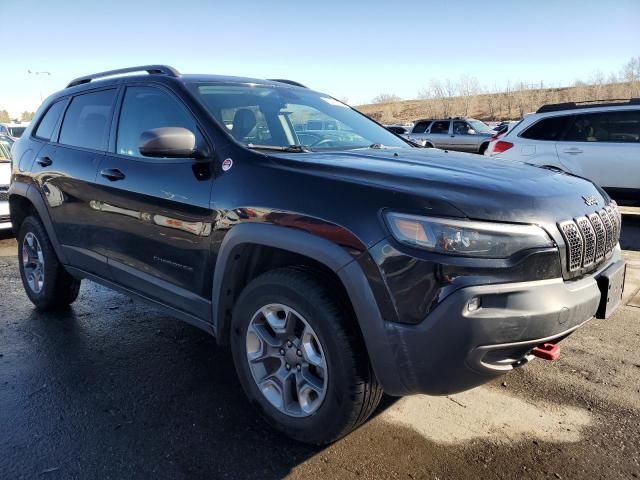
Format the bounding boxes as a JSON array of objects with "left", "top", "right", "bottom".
[{"left": 56, "top": 69, "right": 311, "bottom": 102}]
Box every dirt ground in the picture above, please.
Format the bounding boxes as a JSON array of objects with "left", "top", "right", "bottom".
[{"left": 1, "top": 217, "right": 639, "bottom": 479}]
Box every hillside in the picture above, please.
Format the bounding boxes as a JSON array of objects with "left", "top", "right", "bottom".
[{"left": 355, "top": 81, "right": 639, "bottom": 124}]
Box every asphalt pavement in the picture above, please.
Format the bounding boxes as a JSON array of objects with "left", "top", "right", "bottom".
[{"left": 1, "top": 217, "right": 639, "bottom": 479}]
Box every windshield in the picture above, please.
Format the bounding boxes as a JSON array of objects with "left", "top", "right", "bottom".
[
  {"left": 467, "top": 120, "right": 493, "bottom": 134},
  {"left": 188, "top": 83, "right": 410, "bottom": 151},
  {"left": 8, "top": 126, "right": 26, "bottom": 138}
]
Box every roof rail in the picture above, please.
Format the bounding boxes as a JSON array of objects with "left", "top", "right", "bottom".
[
  {"left": 66, "top": 65, "right": 180, "bottom": 88},
  {"left": 536, "top": 98, "right": 640, "bottom": 114},
  {"left": 268, "top": 78, "right": 308, "bottom": 88}
]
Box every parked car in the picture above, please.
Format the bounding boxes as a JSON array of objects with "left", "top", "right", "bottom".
[
  {"left": 384, "top": 125, "right": 428, "bottom": 147},
  {"left": 0, "top": 137, "right": 12, "bottom": 229},
  {"left": 0, "top": 122, "right": 29, "bottom": 141},
  {"left": 406, "top": 117, "right": 495, "bottom": 153},
  {"left": 486, "top": 99, "right": 640, "bottom": 201},
  {"left": 10, "top": 65, "right": 625, "bottom": 444}
]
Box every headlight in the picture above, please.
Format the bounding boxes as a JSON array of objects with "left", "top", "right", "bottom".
[{"left": 385, "top": 212, "right": 554, "bottom": 258}]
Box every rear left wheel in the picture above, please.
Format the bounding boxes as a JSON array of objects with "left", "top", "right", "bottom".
[{"left": 18, "top": 215, "right": 80, "bottom": 309}]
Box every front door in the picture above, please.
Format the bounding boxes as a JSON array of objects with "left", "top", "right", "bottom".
[{"left": 93, "top": 84, "right": 216, "bottom": 319}]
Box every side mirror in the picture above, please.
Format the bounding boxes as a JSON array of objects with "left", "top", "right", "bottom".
[
  {"left": 467, "top": 129, "right": 476, "bottom": 135},
  {"left": 138, "top": 127, "right": 204, "bottom": 159}
]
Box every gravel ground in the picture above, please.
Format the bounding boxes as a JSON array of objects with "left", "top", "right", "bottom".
[{"left": 0, "top": 217, "right": 639, "bottom": 480}]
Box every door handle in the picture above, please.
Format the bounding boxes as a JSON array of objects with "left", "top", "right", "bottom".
[
  {"left": 100, "top": 168, "right": 126, "bottom": 181},
  {"left": 563, "top": 148, "right": 583, "bottom": 155},
  {"left": 36, "top": 156, "right": 53, "bottom": 167}
]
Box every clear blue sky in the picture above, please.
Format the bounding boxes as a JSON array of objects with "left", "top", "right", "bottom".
[{"left": 1, "top": 0, "right": 639, "bottom": 116}]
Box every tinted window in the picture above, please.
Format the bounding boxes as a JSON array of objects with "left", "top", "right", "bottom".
[
  {"left": 59, "top": 90, "right": 116, "bottom": 150},
  {"left": 430, "top": 121, "right": 450, "bottom": 134},
  {"left": 453, "top": 121, "right": 472, "bottom": 135},
  {"left": 564, "top": 110, "right": 640, "bottom": 143},
  {"left": 412, "top": 121, "right": 432, "bottom": 134},
  {"left": 34, "top": 100, "right": 66, "bottom": 140},
  {"left": 386, "top": 126, "right": 406, "bottom": 134},
  {"left": 117, "top": 86, "right": 198, "bottom": 157},
  {"left": 520, "top": 115, "right": 571, "bottom": 141},
  {"left": 8, "top": 126, "right": 26, "bottom": 138}
]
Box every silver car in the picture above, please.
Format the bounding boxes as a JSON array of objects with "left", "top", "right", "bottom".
[{"left": 407, "top": 117, "right": 495, "bottom": 154}]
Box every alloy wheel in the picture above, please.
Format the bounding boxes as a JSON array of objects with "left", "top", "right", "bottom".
[
  {"left": 22, "top": 232, "right": 45, "bottom": 293},
  {"left": 245, "top": 303, "right": 328, "bottom": 417}
]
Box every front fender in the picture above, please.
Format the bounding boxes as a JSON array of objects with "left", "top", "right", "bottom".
[{"left": 210, "top": 222, "right": 404, "bottom": 394}]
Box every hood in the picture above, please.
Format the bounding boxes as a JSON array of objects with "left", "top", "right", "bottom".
[{"left": 271, "top": 148, "right": 608, "bottom": 225}]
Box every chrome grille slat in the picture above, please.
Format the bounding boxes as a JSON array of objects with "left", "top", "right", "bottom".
[
  {"left": 558, "top": 202, "right": 620, "bottom": 274},
  {"left": 559, "top": 221, "right": 583, "bottom": 271},
  {"left": 588, "top": 213, "right": 606, "bottom": 262},
  {"left": 576, "top": 216, "right": 596, "bottom": 267},
  {"left": 599, "top": 208, "right": 615, "bottom": 254}
]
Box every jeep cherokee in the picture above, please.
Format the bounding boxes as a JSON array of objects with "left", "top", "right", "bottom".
[{"left": 9, "top": 65, "right": 626, "bottom": 444}]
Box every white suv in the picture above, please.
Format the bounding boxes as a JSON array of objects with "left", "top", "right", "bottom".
[{"left": 486, "top": 99, "right": 640, "bottom": 201}]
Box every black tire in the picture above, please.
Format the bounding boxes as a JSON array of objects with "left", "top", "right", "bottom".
[
  {"left": 478, "top": 142, "right": 489, "bottom": 155},
  {"left": 230, "top": 267, "right": 382, "bottom": 444},
  {"left": 425, "top": 142, "right": 434, "bottom": 148},
  {"left": 18, "top": 215, "right": 80, "bottom": 309}
]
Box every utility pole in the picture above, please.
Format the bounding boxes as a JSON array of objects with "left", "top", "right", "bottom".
[{"left": 27, "top": 70, "right": 52, "bottom": 103}]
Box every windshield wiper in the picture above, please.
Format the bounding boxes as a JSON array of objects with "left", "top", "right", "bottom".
[{"left": 247, "top": 144, "right": 310, "bottom": 153}]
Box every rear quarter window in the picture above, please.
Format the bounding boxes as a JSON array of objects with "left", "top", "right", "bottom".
[
  {"left": 412, "top": 121, "right": 432, "bottom": 134},
  {"left": 34, "top": 100, "right": 67, "bottom": 140},
  {"left": 520, "top": 115, "right": 571, "bottom": 141}
]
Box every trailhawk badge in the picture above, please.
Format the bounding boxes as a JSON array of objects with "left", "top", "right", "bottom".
[
  {"left": 582, "top": 195, "right": 598, "bottom": 206},
  {"left": 222, "top": 158, "right": 233, "bottom": 171}
]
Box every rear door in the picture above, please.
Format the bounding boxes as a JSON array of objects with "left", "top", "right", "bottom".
[
  {"left": 427, "top": 120, "right": 451, "bottom": 148},
  {"left": 93, "top": 84, "right": 215, "bottom": 319},
  {"left": 556, "top": 110, "right": 639, "bottom": 191},
  {"left": 33, "top": 88, "right": 117, "bottom": 278}
]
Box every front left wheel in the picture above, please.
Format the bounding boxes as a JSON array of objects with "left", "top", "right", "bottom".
[
  {"left": 230, "top": 267, "right": 382, "bottom": 444},
  {"left": 18, "top": 215, "right": 81, "bottom": 309}
]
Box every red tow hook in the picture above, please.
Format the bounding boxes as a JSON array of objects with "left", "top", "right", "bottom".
[{"left": 531, "top": 343, "right": 561, "bottom": 361}]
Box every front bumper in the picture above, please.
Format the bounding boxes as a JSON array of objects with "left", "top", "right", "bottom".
[{"left": 373, "top": 248, "right": 623, "bottom": 396}]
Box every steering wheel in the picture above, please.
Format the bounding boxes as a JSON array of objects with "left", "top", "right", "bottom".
[{"left": 310, "top": 138, "right": 337, "bottom": 148}]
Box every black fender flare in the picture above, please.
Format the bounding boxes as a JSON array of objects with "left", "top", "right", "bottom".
[
  {"left": 8, "top": 181, "right": 68, "bottom": 264},
  {"left": 210, "top": 222, "right": 403, "bottom": 394}
]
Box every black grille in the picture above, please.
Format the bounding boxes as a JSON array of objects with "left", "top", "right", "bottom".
[
  {"left": 558, "top": 202, "right": 620, "bottom": 273},
  {"left": 0, "top": 192, "right": 8, "bottom": 201}
]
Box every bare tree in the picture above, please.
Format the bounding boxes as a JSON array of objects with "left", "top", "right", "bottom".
[
  {"left": 371, "top": 93, "right": 402, "bottom": 104},
  {"left": 457, "top": 75, "right": 480, "bottom": 116}
]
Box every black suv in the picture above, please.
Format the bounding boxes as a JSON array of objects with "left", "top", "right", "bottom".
[{"left": 9, "top": 65, "right": 626, "bottom": 444}]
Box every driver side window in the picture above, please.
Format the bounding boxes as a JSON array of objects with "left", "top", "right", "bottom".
[{"left": 117, "top": 86, "right": 198, "bottom": 158}]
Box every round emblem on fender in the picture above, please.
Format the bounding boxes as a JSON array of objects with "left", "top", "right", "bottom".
[{"left": 222, "top": 158, "right": 233, "bottom": 171}]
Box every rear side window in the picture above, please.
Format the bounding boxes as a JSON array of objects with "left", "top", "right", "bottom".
[
  {"left": 34, "top": 100, "right": 66, "bottom": 140},
  {"left": 429, "top": 121, "right": 450, "bottom": 134},
  {"left": 116, "top": 86, "right": 198, "bottom": 157},
  {"left": 59, "top": 89, "right": 116, "bottom": 150},
  {"left": 520, "top": 115, "right": 571, "bottom": 141},
  {"left": 564, "top": 110, "right": 640, "bottom": 143},
  {"left": 412, "top": 121, "right": 432, "bottom": 134}
]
